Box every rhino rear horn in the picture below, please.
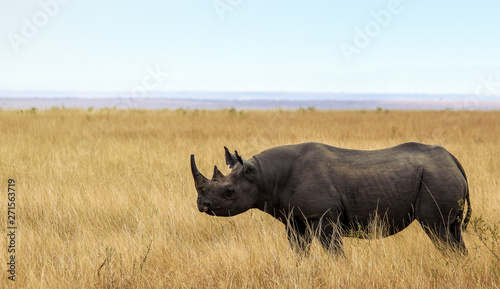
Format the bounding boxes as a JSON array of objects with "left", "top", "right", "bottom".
[
  {"left": 225, "top": 146, "right": 239, "bottom": 169},
  {"left": 212, "top": 165, "right": 225, "bottom": 182},
  {"left": 191, "top": 155, "right": 208, "bottom": 186}
]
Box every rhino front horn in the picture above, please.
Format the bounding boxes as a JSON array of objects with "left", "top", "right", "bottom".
[{"left": 191, "top": 155, "right": 208, "bottom": 186}]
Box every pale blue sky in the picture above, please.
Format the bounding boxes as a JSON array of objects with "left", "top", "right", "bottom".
[{"left": 1, "top": 0, "right": 499, "bottom": 95}]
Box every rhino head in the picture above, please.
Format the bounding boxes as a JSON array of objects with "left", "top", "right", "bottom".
[{"left": 191, "top": 147, "right": 261, "bottom": 216}]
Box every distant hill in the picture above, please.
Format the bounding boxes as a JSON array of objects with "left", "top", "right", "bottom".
[{"left": 1, "top": 91, "right": 500, "bottom": 110}]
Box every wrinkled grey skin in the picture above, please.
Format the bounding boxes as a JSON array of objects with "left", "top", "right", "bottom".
[{"left": 191, "top": 142, "right": 471, "bottom": 255}]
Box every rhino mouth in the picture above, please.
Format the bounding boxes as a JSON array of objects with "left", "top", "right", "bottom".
[
  {"left": 199, "top": 205, "right": 221, "bottom": 213},
  {"left": 205, "top": 208, "right": 232, "bottom": 216},
  {"left": 202, "top": 206, "right": 218, "bottom": 212}
]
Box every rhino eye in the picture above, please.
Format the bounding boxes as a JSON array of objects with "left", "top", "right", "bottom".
[{"left": 224, "top": 189, "right": 236, "bottom": 199}]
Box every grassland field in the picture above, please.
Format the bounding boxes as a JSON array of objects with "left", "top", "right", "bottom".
[{"left": 0, "top": 108, "right": 499, "bottom": 288}]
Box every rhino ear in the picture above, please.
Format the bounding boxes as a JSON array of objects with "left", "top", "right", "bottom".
[
  {"left": 225, "top": 146, "right": 239, "bottom": 169},
  {"left": 212, "top": 165, "right": 225, "bottom": 182},
  {"left": 235, "top": 150, "right": 244, "bottom": 166},
  {"left": 235, "top": 150, "right": 257, "bottom": 177}
]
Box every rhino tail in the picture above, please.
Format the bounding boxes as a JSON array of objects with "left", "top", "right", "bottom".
[{"left": 462, "top": 191, "right": 472, "bottom": 230}]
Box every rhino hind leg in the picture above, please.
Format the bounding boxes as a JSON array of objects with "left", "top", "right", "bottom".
[
  {"left": 414, "top": 173, "right": 468, "bottom": 255},
  {"left": 449, "top": 217, "right": 467, "bottom": 255},
  {"left": 418, "top": 213, "right": 467, "bottom": 255}
]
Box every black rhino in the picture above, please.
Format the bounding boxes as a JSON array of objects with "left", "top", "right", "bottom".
[{"left": 191, "top": 142, "right": 471, "bottom": 255}]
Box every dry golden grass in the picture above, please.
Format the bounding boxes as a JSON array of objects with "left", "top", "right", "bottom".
[{"left": 1, "top": 108, "right": 499, "bottom": 288}]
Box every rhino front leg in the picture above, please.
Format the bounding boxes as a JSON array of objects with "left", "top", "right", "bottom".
[
  {"left": 286, "top": 218, "right": 313, "bottom": 254},
  {"left": 316, "top": 219, "right": 344, "bottom": 256}
]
